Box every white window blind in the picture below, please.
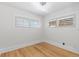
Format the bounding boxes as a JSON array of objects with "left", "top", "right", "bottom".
[
  {"left": 15, "top": 16, "right": 40, "bottom": 28},
  {"left": 48, "top": 15, "right": 75, "bottom": 28},
  {"left": 58, "top": 18, "right": 73, "bottom": 27},
  {"left": 49, "top": 20, "right": 57, "bottom": 27},
  {"left": 30, "top": 20, "right": 40, "bottom": 28},
  {"left": 23, "top": 19, "right": 29, "bottom": 27},
  {"left": 16, "top": 18, "right": 24, "bottom": 27}
]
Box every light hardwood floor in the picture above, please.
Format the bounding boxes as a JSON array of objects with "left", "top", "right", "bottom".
[{"left": 0, "top": 42, "right": 79, "bottom": 57}]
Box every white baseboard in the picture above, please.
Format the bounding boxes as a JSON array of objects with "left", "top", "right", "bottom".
[
  {"left": 1, "top": 40, "right": 79, "bottom": 55},
  {"left": 0, "top": 40, "right": 43, "bottom": 54},
  {"left": 45, "top": 40, "right": 79, "bottom": 54}
]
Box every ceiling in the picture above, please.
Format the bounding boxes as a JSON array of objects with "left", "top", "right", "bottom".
[{"left": 0, "top": 2, "right": 78, "bottom": 17}]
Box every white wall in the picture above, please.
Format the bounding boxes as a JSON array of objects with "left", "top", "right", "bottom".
[
  {"left": 0, "top": 3, "right": 79, "bottom": 54},
  {"left": 44, "top": 4, "right": 79, "bottom": 52},
  {"left": 0, "top": 4, "right": 43, "bottom": 52}
]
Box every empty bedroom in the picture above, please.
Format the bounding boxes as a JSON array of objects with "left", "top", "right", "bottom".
[{"left": 0, "top": 2, "right": 79, "bottom": 57}]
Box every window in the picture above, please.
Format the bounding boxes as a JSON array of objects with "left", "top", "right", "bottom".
[
  {"left": 16, "top": 17, "right": 24, "bottom": 27},
  {"left": 49, "top": 20, "right": 57, "bottom": 27},
  {"left": 23, "top": 20, "right": 29, "bottom": 27},
  {"left": 30, "top": 20, "right": 40, "bottom": 28},
  {"left": 58, "top": 18, "right": 73, "bottom": 27},
  {"left": 48, "top": 15, "right": 75, "bottom": 28},
  {"left": 15, "top": 16, "right": 40, "bottom": 28}
]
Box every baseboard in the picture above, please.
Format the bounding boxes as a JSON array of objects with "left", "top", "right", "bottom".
[
  {"left": 45, "top": 40, "right": 79, "bottom": 54},
  {"left": 0, "top": 40, "right": 43, "bottom": 54},
  {"left": 1, "top": 40, "right": 79, "bottom": 55}
]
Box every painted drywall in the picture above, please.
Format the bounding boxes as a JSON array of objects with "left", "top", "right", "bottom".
[
  {"left": 0, "top": 4, "right": 43, "bottom": 52},
  {"left": 0, "top": 2, "right": 79, "bottom": 54},
  {"left": 44, "top": 4, "right": 79, "bottom": 52}
]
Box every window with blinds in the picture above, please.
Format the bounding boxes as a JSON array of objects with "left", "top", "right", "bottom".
[
  {"left": 49, "top": 20, "right": 57, "bottom": 27},
  {"left": 58, "top": 18, "right": 74, "bottom": 27},
  {"left": 15, "top": 16, "right": 40, "bottom": 28},
  {"left": 48, "top": 15, "right": 75, "bottom": 28}
]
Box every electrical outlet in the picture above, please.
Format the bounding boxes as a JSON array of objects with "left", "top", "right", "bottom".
[{"left": 62, "top": 42, "right": 65, "bottom": 45}]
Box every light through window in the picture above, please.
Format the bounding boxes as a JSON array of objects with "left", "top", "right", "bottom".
[{"left": 15, "top": 16, "right": 40, "bottom": 28}]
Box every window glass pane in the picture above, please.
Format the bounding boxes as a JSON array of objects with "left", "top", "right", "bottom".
[
  {"left": 24, "top": 19, "right": 29, "bottom": 27},
  {"left": 16, "top": 18, "right": 24, "bottom": 27},
  {"left": 49, "top": 20, "right": 57, "bottom": 27},
  {"left": 30, "top": 20, "right": 40, "bottom": 28},
  {"left": 15, "top": 17, "right": 40, "bottom": 28},
  {"left": 59, "top": 18, "right": 73, "bottom": 27}
]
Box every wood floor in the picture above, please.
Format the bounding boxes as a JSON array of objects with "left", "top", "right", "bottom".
[{"left": 0, "top": 42, "right": 79, "bottom": 57}]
